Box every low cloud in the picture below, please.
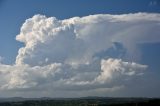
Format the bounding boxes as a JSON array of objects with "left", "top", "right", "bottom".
[
  {"left": 0, "top": 58, "right": 147, "bottom": 95},
  {"left": 96, "top": 58, "right": 147, "bottom": 83}
]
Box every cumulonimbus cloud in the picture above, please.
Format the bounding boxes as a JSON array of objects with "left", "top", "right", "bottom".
[
  {"left": 15, "top": 13, "right": 160, "bottom": 66},
  {"left": 1, "top": 12, "right": 160, "bottom": 97}
]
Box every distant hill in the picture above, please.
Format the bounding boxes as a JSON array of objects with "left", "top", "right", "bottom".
[{"left": 0, "top": 97, "right": 159, "bottom": 106}]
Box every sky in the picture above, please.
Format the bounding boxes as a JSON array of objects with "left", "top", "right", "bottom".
[{"left": 0, "top": 0, "right": 160, "bottom": 98}]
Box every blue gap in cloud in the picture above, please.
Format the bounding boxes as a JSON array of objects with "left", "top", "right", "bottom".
[
  {"left": 94, "top": 42, "right": 126, "bottom": 60},
  {"left": 139, "top": 42, "right": 160, "bottom": 72}
]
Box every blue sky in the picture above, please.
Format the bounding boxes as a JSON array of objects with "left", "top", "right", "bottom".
[{"left": 0, "top": 0, "right": 160, "bottom": 97}]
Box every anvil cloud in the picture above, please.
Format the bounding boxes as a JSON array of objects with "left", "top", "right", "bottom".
[{"left": 1, "top": 13, "right": 160, "bottom": 97}]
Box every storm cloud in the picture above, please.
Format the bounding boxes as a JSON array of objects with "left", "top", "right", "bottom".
[{"left": 1, "top": 13, "right": 160, "bottom": 97}]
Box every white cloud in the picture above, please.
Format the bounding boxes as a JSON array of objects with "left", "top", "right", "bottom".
[
  {"left": 95, "top": 58, "right": 147, "bottom": 84},
  {"left": 0, "top": 58, "right": 147, "bottom": 95},
  {"left": 0, "top": 63, "right": 62, "bottom": 89},
  {"left": 1, "top": 13, "right": 160, "bottom": 97},
  {"left": 15, "top": 13, "right": 160, "bottom": 66}
]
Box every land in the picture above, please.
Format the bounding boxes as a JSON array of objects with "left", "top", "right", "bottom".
[{"left": 0, "top": 97, "right": 160, "bottom": 106}]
